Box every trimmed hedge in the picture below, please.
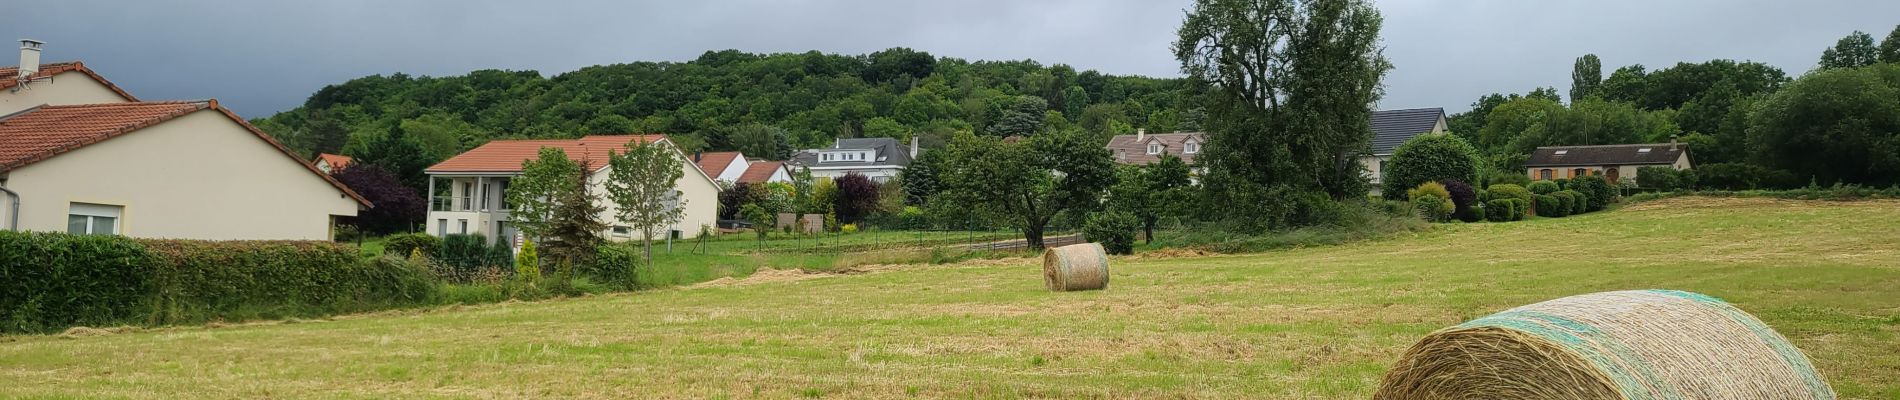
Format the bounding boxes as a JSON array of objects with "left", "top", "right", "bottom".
[
  {"left": 1082, "top": 211, "right": 1140, "bottom": 255},
  {"left": 1527, "top": 180, "right": 1561, "bottom": 195},
  {"left": 1, "top": 232, "right": 435, "bottom": 334},
  {"left": 1536, "top": 194, "right": 1568, "bottom": 218},
  {"left": 1570, "top": 175, "right": 1617, "bottom": 211},
  {"left": 1484, "top": 199, "right": 1514, "bottom": 222},
  {"left": 1551, "top": 192, "right": 1578, "bottom": 217},
  {"left": 1560, "top": 190, "right": 1589, "bottom": 215},
  {"left": 384, "top": 233, "right": 440, "bottom": 257}
]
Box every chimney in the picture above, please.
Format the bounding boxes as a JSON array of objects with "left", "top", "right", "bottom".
[
  {"left": 1136, "top": 128, "right": 1146, "bottom": 142},
  {"left": 18, "top": 39, "right": 44, "bottom": 79},
  {"left": 908, "top": 136, "right": 919, "bottom": 158},
  {"left": 694, "top": 151, "right": 702, "bottom": 162},
  {"left": 1668, "top": 135, "right": 1679, "bottom": 144}
]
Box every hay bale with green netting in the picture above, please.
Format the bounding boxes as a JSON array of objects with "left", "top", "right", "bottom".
[
  {"left": 1042, "top": 243, "right": 1108, "bottom": 291},
  {"left": 1375, "top": 289, "right": 1834, "bottom": 400}
]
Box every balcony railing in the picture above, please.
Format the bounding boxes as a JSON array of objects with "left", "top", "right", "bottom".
[{"left": 431, "top": 196, "right": 514, "bottom": 213}]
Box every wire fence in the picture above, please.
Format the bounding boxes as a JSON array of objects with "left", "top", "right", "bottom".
[{"left": 680, "top": 228, "right": 1084, "bottom": 256}]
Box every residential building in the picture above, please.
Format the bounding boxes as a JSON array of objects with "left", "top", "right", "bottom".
[
  {"left": 1362, "top": 108, "right": 1449, "bottom": 191},
  {"left": 737, "top": 161, "right": 791, "bottom": 185},
  {"left": 0, "top": 41, "right": 365, "bottom": 240},
  {"left": 423, "top": 135, "right": 720, "bottom": 244},
  {"left": 1107, "top": 129, "right": 1204, "bottom": 166},
  {"left": 788, "top": 137, "right": 918, "bottom": 182},
  {"left": 315, "top": 153, "right": 352, "bottom": 174},
  {"left": 1525, "top": 143, "right": 1692, "bottom": 185},
  {"left": 692, "top": 151, "right": 747, "bottom": 183}
]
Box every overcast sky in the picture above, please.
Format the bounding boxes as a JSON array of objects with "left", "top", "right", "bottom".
[{"left": 7, "top": 0, "right": 1898, "bottom": 117}]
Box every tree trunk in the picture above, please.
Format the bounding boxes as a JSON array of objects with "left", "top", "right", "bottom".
[
  {"left": 1144, "top": 222, "right": 1156, "bottom": 245},
  {"left": 1023, "top": 224, "right": 1045, "bottom": 251},
  {"left": 641, "top": 233, "right": 654, "bottom": 268}
]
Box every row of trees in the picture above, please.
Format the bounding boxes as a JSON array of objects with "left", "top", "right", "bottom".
[{"left": 501, "top": 141, "right": 685, "bottom": 274}]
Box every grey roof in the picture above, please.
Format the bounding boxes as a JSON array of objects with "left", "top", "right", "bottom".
[
  {"left": 790, "top": 137, "right": 914, "bottom": 168},
  {"left": 1525, "top": 143, "right": 1689, "bottom": 167},
  {"left": 1369, "top": 108, "right": 1446, "bottom": 155}
]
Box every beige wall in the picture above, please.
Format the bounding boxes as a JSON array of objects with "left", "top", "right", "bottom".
[
  {"left": 593, "top": 144, "right": 721, "bottom": 241},
  {"left": 0, "top": 71, "right": 129, "bottom": 114},
  {"left": 2, "top": 110, "right": 360, "bottom": 240}
]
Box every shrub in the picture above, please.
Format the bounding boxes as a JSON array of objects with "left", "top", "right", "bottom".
[
  {"left": 515, "top": 238, "right": 540, "bottom": 281},
  {"left": 1382, "top": 133, "right": 1482, "bottom": 199},
  {"left": 833, "top": 173, "right": 882, "bottom": 224},
  {"left": 841, "top": 223, "right": 859, "bottom": 234},
  {"left": 383, "top": 233, "right": 440, "bottom": 257},
  {"left": 894, "top": 206, "right": 929, "bottom": 230},
  {"left": 1487, "top": 171, "right": 1532, "bottom": 187},
  {"left": 1439, "top": 180, "right": 1479, "bottom": 222},
  {"left": 1560, "top": 190, "right": 1589, "bottom": 215},
  {"left": 1410, "top": 194, "right": 1454, "bottom": 222},
  {"left": 1694, "top": 163, "right": 1802, "bottom": 190},
  {"left": 1636, "top": 166, "right": 1683, "bottom": 191},
  {"left": 1082, "top": 211, "right": 1140, "bottom": 255},
  {"left": 585, "top": 244, "right": 639, "bottom": 288},
  {"left": 1507, "top": 198, "right": 1531, "bottom": 221},
  {"left": 1484, "top": 199, "right": 1514, "bottom": 222},
  {"left": 1552, "top": 178, "right": 1572, "bottom": 190},
  {"left": 142, "top": 239, "right": 434, "bottom": 325},
  {"left": 1376, "top": 199, "right": 1414, "bottom": 218},
  {"left": 1469, "top": 202, "right": 1488, "bottom": 222},
  {"left": 1487, "top": 184, "right": 1535, "bottom": 205},
  {"left": 1527, "top": 180, "right": 1561, "bottom": 195},
  {"left": 1406, "top": 182, "right": 1451, "bottom": 202},
  {"left": 1570, "top": 175, "right": 1617, "bottom": 211},
  {"left": 0, "top": 232, "right": 152, "bottom": 333},
  {"left": 1554, "top": 192, "right": 1580, "bottom": 216},
  {"left": 436, "top": 234, "right": 509, "bottom": 276},
  {"left": 1536, "top": 194, "right": 1569, "bottom": 217}
]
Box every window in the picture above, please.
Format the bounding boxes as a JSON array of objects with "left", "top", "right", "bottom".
[
  {"left": 67, "top": 203, "right": 121, "bottom": 235},
  {"left": 1573, "top": 168, "right": 1588, "bottom": 177},
  {"left": 1637, "top": 148, "right": 1652, "bottom": 153},
  {"left": 1554, "top": 150, "right": 1569, "bottom": 155},
  {"left": 458, "top": 219, "right": 469, "bottom": 234},
  {"left": 437, "top": 219, "right": 448, "bottom": 237},
  {"left": 670, "top": 230, "right": 683, "bottom": 240},
  {"left": 1539, "top": 169, "right": 1554, "bottom": 180},
  {"left": 459, "top": 182, "right": 473, "bottom": 211},
  {"left": 1147, "top": 143, "right": 1162, "bottom": 155},
  {"left": 612, "top": 226, "right": 632, "bottom": 236},
  {"left": 1184, "top": 141, "right": 1200, "bottom": 154}
]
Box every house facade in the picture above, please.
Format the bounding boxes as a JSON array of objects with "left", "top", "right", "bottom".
[
  {"left": 692, "top": 151, "right": 748, "bottom": 183},
  {"left": 423, "top": 135, "right": 720, "bottom": 244},
  {"left": 788, "top": 137, "right": 918, "bottom": 183},
  {"left": 1362, "top": 108, "right": 1448, "bottom": 192},
  {"left": 737, "top": 161, "right": 791, "bottom": 185},
  {"left": 1106, "top": 130, "right": 1203, "bottom": 166},
  {"left": 0, "top": 42, "right": 365, "bottom": 240},
  {"left": 1525, "top": 143, "right": 1692, "bottom": 185}
]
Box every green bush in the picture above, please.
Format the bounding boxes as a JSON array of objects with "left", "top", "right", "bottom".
[
  {"left": 1486, "top": 171, "right": 1532, "bottom": 187},
  {"left": 1527, "top": 180, "right": 1561, "bottom": 195},
  {"left": 0, "top": 232, "right": 152, "bottom": 333},
  {"left": 1410, "top": 194, "right": 1454, "bottom": 222},
  {"left": 1694, "top": 163, "right": 1801, "bottom": 190},
  {"left": 435, "top": 234, "right": 509, "bottom": 275},
  {"left": 1536, "top": 194, "right": 1568, "bottom": 218},
  {"left": 585, "top": 244, "right": 640, "bottom": 288},
  {"left": 383, "top": 233, "right": 440, "bottom": 257},
  {"left": 142, "top": 240, "right": 435, "bottom": 325},
  {"left": 1570, "top": 175, "right": 1617, "bottom": 211},
  {"left": 1551, "top": 192, "right": 1578, "bottom": 216},
  {"left": 1507, "top": 198, "right": 1531, "bottom": 221},
  {"left": 1636, "top": 166, "right": 1683, "bottom": 191},
  {"left": 1469, "top": 202, "right": 1488, "bottom": 222},
  {"left": 894, "top": 206, "right": 929, "bottom": 230},
  {"left": 1082, "top": 211, "right": 1140, "bottom": 255},
  {"left": 515, "top": 238, "right": 541, "bottom": 281},
  {"left": 1552, "top": 178, "right": 1572, "bottom": 190},
  {"left": 1560, "top": 190, "right": 1589, "bottom": 215},
  {"left": 1382, "top": 133, "right": 1482, "bottom": 199},
  {"left": 1487, "top": 184, "right": 1535, "bottom": 205},
  {"left": 1484, "top": 199, "right": 1513, "bottom": 222}
]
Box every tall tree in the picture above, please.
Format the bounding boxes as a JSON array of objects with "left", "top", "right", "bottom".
[
  {"left": 1820, "top": 31, "right": 1880, "bottom": 70},
  {"left": 1882, "top": 25, "right": 1900, "bottom": 64},
  {"left": 938, "top": 130, "right": 1114, "bottom": 249},
  {"left": 354, "top": 124, "right": 431, "bottom": 191},
  {"left": 985, "top": 96, "right": 1049, "bottom": 137},
  {"left": 899, "top": 149, "right": 945, "bottom": 205},
  {"left": 1174, "top": 0, "right": 1389, "bottom": 231},
  {"left": 1748, "top": 64, "right": 1900, "bottom": 186},
  {"left": 605, "top": 140, "right": 687, "bottom": 266},
  {"left": 1106, "top": 154, "right": 1193, "bottom": 244},
  {"left": 506, "top": 148, "right": 584, "bottom": 243},
  {"left": 1571, "top": 54, "right": 1603, "bottom": 101},
  {"left": 831, "top": 173, "right": 882, "bottom": 224},
  {"left": 330, "top": 164, "right": 425, "bottom": 235},
  {"left": 724, "top": 123, "right": 794, "bottom": 160}
]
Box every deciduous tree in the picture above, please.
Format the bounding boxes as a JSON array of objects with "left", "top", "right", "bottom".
[
  {"left": 606, "top": 140, "right": 687, "bottom": 266},
  {"left": 938, "top": 130, "right": 1114, "bottom": 249},
  {"left": 1820, "top": 31, "right": 1880, "bottom": 70}
]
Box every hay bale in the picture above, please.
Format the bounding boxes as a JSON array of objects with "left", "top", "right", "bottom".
[
  {"left": 1042, "top": 243, "right": 1108, "bottom": 291},
  {"left": 1375, "top": 290, "right": 1835, "bottom": 400}
]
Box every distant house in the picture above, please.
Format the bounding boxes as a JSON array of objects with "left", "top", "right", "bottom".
[
  {"left": 1107, "top": 129, "right": 1203, "bottom": 166},
  {"left": 692, "top": 151, "right": 747, "bottom": 183},
  {"left": 423, "top": 135, "right": 720, "bottom": 243},
  {"left": 1525, "top": 143, "right": 1691, "bottom": 185},
  {"left": 315, "top": 153, "right": 353, "bottom": 174},
  {"left": 1362, "top": 108, "right": 1449, "bottom": 190},
  {"left": 737, "top": 161, "right": 791, "bottom": 185},
  {"left": 788, "top": 137, "right": 918, "bottom": 182},
  {"left": 0, "top": 40, "right": 366, "bottom": 240}
]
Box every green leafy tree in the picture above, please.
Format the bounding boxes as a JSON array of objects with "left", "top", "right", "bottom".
[
  {"left": 938, "top": 130, "right": 1115, "bottom": 249},
  {"left": 400, "top": 113, "right": 484, "bottom": 162},
  {"left": 542, "top": 161, "right": 608, "bottom": 272},
  {"left": 724, "top": 123, "right": 794, "bottom": 160},
  {"left": 1382, "top": 133, "right": 1481, "bottom": 200},
  {"left": 1882, "top": 25, "right": 1900, "bottom": 64},
  {"left": 605, "top": 140, "right": 687, "bottom": 266},
  {"left": 1082, "top": 211, "right": 1140, "bottom": 255},
  {"left": 1820, "top": 31, "right": 1881, "bottom": 70},
  {"left": 985, "top": 96, "right": 1048, "bottom": 137},
  {"left": 1747, "top": 63, "right": 1900, "bottom": 186},
  {"left": 742, "top": 203, "right": 773, "bottom": 242},
  {"left": 506, "top": 148, "right": 583, "bottom": 242},
  {"left": 1571, "top": 54, "right": 1602, "bottom": 101},
  {"left": 1106, "top": 154, "right": 1193, "bottom": 244},
  {"left": 354, "top": 124, "right": 433, "bottom": 191},
  {"left": 899, "top": 149, "right": 945, "bottom": 205}
]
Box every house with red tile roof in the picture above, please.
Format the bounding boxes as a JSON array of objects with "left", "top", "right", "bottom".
[
  {"left": 315, "top": 153, "right": 353, "bottom": 174},
  {"left": 0, "top": 41, "right": 364, "bottom": 239},
  {"left": 691, "top": 151, "right": 747, "bottom": 183},
  {"left": 424, "top": 135, "right": 720, "bottom": 243},
  {"left": 736, "top": 161, "right": 790, "bottom": 185}
]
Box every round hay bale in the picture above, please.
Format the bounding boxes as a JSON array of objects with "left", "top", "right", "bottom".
[
  {"left": 1042, "top": 243, "right": 1108, "bottom": 291},
  {"left": 1375, "top": 289, "right": 1834, "bottom": 400}
]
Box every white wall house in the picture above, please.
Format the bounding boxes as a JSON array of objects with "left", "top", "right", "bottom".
[
  {"left": 736, "top": 161, "right": 791, "bottom": 185},
  {"left": 0, "top": 41, "right": 365, "bottom": 240},
  {"left": 692, "top": 151, "right": 748, "bottom": 184},
  {"left": 423, "top": 135, "right": 720, "bottom": 244},
  {"left": 788, "top": 137, "right": 918, "bottom": 183},
  {"left": 1362, "top": 108, "right": 1448, "bottom": 195}
]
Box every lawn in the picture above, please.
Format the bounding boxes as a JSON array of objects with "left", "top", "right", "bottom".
[{"left": 2, "top": 197, "right": 1897, "bottom": 399}]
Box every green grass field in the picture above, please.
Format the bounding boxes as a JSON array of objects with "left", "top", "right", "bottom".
[{"left": 3, "top": 197, "right": 1897, "bottom": 399}]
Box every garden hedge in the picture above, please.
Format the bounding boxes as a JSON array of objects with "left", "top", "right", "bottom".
[
  {"left": 1484, "top": 199, "right": 1514, "bottom": 222},
  {"left": 1560, "top": 190, "right": 1590, "bottom": 215},
  {"left": 1536, "top": 194, "right": 1568, "bottom": 218},
  {"left": 1551, "top": 192, "right": 1579, "bottom": 217},
  {"left": 1570, "top": 176, "right": 1617, "bottom": 211},
  {"left": 1527, "top": 180, "right": 1561, "bottom": 195},
  {"left": 0, "top": 232, "right": 434, "bottom": 334},
  {"left": 1083, "top": 211, "right": 1140, "bottom": 255}
]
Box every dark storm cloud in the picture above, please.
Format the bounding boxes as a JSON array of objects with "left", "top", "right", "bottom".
[{"left": 6, "top": 1, "right": 1898, "bottom": 117}]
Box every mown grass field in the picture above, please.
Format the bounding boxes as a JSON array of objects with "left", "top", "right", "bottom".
[{"left": 2, "top": 197, "right": 1897, "bottom": 399}]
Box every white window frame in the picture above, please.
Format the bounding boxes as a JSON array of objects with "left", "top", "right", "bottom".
[
  {"left": 1147, "top": 143, "right": 1162, "bottom": 155},
  {"left": 1184, "top": 141, "right": 1200, "bottom": 154},
  {"left": 67, "top": 202, "right": 123, "bottom": 235}
]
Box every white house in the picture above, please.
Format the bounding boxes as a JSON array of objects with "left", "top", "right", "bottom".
[
  {"left": 0, "top": 40, "right": 365, "bottom": 240},
  {"left": 692, "top": 151, "right": 748, "bottom": 183},
  {"left": 1362, "top": 108, "right": 1448, "bottom": 194},
  {"left": 1106, "top": 129, "right": 1204, "bottom": 166},
  {"left": 788, "top": 137, "right": 918, "bottom": 183},
  {"left": 736, "top": 161, "right": 791, "bottom": 185},
  {"left": 422, "top": 135, "right": 720, "bottom": 244},
  {"left": 1524, "top": 143, "right": 1693, "bottom": 185}
]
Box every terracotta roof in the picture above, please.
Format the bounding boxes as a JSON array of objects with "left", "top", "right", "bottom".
[
  {"left": 737, "top": 161, "right": 784, "bottom": 184},
  {"left": 426, "top": 135, "right": 668, "bottom": 173},
  {"left": 317, "top": 153, "right": 353, "bottom": 169},
  {"left": 1526, "top": 143, "right": 1690, "bottom": 167},
  {"left": 1105, "top": 132, "right": 1204, "bottom": 165},
  {"left": 0, "top": 100, "right": 369, "bottom": 206},
  {"left": 1370, "top": 108, "right": 1445, "bottom": 155},
  {"left": 0, "top": 61, "right": 140, "bottom": 102},
  {"left": 693, "top": 151, "right": 742, "bottom": 177}
]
